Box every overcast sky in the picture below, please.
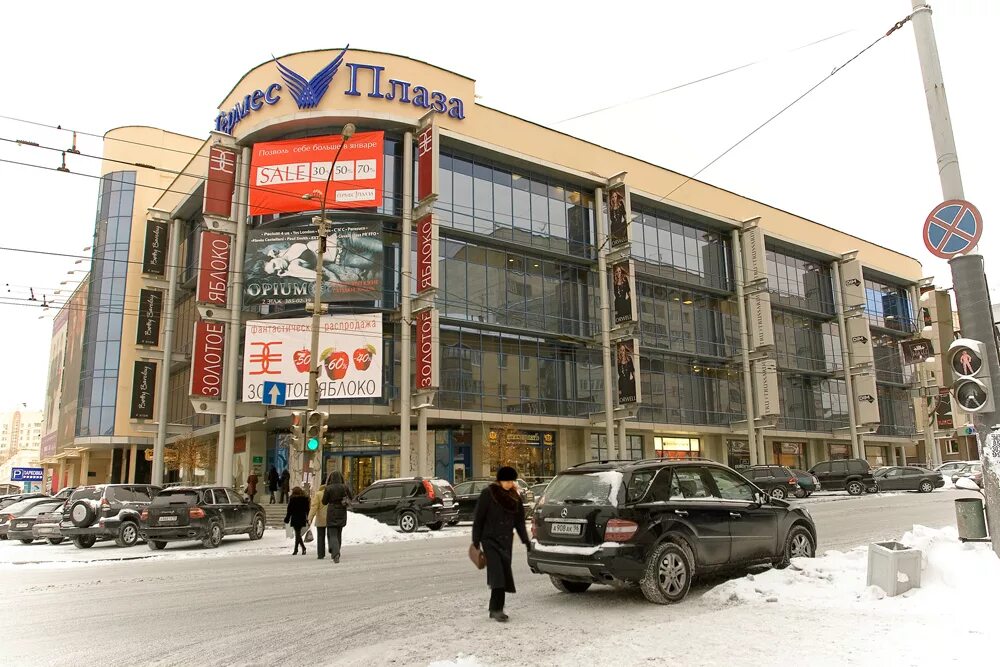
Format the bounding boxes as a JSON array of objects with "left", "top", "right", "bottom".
[{"left": 0, "top": 0, "right": 996, "bottom": 413}]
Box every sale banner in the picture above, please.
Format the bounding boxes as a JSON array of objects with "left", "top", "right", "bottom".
[
  {"left": 241, "top": 314, "right": 382, "bottom": 402},
  {"left": 249, "top": 131, "right": 384, "bottom": 215}
]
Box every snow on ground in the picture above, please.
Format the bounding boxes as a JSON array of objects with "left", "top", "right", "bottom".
[
  {"left": 0, "top": 512, "right": 470, "bottom": 567},
  {"left": 425, "top": 526, "right": 999, "bottom": 667}
]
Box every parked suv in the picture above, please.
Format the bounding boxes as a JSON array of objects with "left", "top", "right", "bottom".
[
  {"left": 743, "top": 465, "right": 799, "bottom": 500},
  {"left": 61, "top": 484, "right": 161, "bottom": 548},
  {"left": 808, "top": 459, "right": 878, "bottom": 496},
  {"left": 351, "top": 477, "right": 457, "bottom": 533},
  {"left": 453, "top": 477, "right": 535, "bottom": 523},
  {"left": 527, "top": 459, "right": 817, "bottom": 604},
  {"left": 139, "top": 486, "right": 266, "bottom": 549}
]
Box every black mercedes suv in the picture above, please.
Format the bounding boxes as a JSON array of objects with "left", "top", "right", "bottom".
[
  {"left": 60, "top": 484, "right": 161, "bottom": 548},
  {"left": 527, "top": 459, "right": 817, "bottom": 604}
]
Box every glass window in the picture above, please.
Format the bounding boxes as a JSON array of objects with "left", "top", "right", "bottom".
[
  {"left": 381, "top": 484, "right": 403, "bottom": 500},
  {"left": 671, "top": 468, "right": 711, "bottom": 499},
  {"left": 358, "top": 486, "right": 384, "bottom": 502},
  {"left": 543, "top": 472, "right": 621, "bottom": 505},
  {"left": 654, "top": 436, "right": 700, "bottom": 459},
  {"left": 708, "top": 468, "right": 756, "bottom": 501},
  {"left": 626, "top": 470, "right": 656, "bottom": 503}
]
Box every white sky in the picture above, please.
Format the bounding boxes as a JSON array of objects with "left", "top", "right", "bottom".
[{"left": 0, "top": 0, "right": 996, "bottom": 412}]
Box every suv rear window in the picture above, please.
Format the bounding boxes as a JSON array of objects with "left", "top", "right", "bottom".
[
  {"left": 152, "top": 490, "right": 200, "bottom": 505},
  {"left": 544, "top": 471, "right": 623, "bottom": 506},
  {"left": 431, "top": 481, "right": 454, "bottom": 499},
  {"left": 69, "top": 487, "right": 102, "bottom": 502}
]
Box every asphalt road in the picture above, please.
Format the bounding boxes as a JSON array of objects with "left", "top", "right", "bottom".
[{"left": 0, "top": 489, "right": 979, "bottom": 667}]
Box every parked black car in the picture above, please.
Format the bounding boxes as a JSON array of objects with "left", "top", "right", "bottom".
[
  {"left": 352, "top": 477, "right": 457, "bottom": 533},
  {"left": 60, "top": 484, "right": 161, "bottom": 549},
  {"left": 790, "top": 469, "right": 821, "bottom": 498},
  {"left": 451, "top": 478, "right": 536, "bottom": 524},
  {"left": 1, "top": 497, "right": 65, "bottom": 541},
  {"left": 527, "top": 459, "right": 817, "bottom": 604},
  {"left": 0, "top": 492, "right": 47, "bottom": 513},
  {"left": 6, "top": 498, "right": 67, "bottom": 543},
  {"left": 872, "top": 466, "right": 944, "bottom": 493},
  {"left": 743, "top": 465, "right": 800, "bottom": 500},
  {"left": 808, "top": 459, "right": 879, "bottom": 496},
  {"left": 32, "top": 501, "right": 69, "bottom": 544},
  {"left": 139, "top": 486, "right": 266, "bottom": 549}
]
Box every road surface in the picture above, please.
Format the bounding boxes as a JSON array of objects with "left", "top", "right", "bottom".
[{"left": 0, "top": 489, "right": 980, "bottom": 666}]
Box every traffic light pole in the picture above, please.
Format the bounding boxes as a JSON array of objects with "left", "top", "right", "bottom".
[{"left": 909, "top": 0, "right": 1000, "bottom": 554}]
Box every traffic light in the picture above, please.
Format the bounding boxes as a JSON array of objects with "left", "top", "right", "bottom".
[
  {"left": 948, "top": 338, "right": 994, "bottom": 414},
  {"left": 305, "top": 411, "right": 328, "bottom": 452},
  {"left": 290, "top": 412, "right": 305, "bottom": 448}
]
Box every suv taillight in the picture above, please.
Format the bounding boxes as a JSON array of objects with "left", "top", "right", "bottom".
[
  {"left": 788, "top": 477, "right": 797, "bottom": 486},
  {"left": 100, "top": 497, "right": 110, "bottom": 508},
  {"left": 140, "top": 509, "right": 149, "bottom": 521},
  {"left": 422, "top": 480, "right": 435, "bottom": 500},
  {"left": 189, "top": 507, "right": 206, "bottom": 519},
  {"left": 604, "top": 519, "right": 638, "bottom": 542}
]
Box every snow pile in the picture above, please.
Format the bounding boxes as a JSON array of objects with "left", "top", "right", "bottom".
[
  {"left": 341, "top": 511, "right": 434, "bottom": 545},
  {"left": 704, "top": 524, "right": 1000, "bottom": 610}
]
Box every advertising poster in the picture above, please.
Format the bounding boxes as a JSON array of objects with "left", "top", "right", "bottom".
[
  {"left": 130, "top": 361, "right": 157, "bottom": 420},
  {"left": 243, "top": 222, "right": 383, "bottom": 305},
  {"left": 142, "top": 220, "right": 169, "bottom": 276},
  {"left": 615, "top": 339, "right": 640, "bottom": 405},
  {"left": 136, "top": 289, "right": 163, "bottom": 346},
  {"left": 611, "top": 259, "right": 636, "bottom": 325},
  {"left": 204, "top": 145, "right": 238, "bottom": 218},
  {"left": 242, "top": 314, "right": 383, "bottom": 402},
  {"left": 248, "top": 131, "right": 384, "bottom": 215},
  {"left": 607, "top": 182, "right": 631, "bottom": 249},
  {"left": 196, "top": 231, "right": 232, "bottom": 306},
  {"left": 190, "top": 320, "right": 226, "bottom": 398}
]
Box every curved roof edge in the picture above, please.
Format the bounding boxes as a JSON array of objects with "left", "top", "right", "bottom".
[{"left": 103, "top": 125, "right": 202, "bottom": 142}]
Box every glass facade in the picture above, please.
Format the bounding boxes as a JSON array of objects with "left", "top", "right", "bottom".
[
  {"left": 590, "top": 434, "right": 643, "bottom": 461},
  {"left": 865, "top": 278, "right": 915, "bottom": 333},
  {"left": 766, "top": 248, "right": 835, "bottom": 314},
  {"left": 77, "top": 171, "right": 135, "bottom": 437},
  {"left": 631, "top": 205, "right": 731, "bottom": 291},
  {"left": 772, "top": 310, "right": 842, "bottom": 373},
  {"left": 641, "top": 354, "right": 744, "bottom": 426},
  {"left": 637, "top": 282, "right": 739, "bottom": 359}
]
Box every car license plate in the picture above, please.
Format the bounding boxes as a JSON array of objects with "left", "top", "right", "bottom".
[
  {"left": 14, "top": 521, "right": 29, "bottom": 529},
  {"left": 550, "top": 522, "right": 582, "bottom": 536},
  {"left": 159, "top": 516, "right": 178, "bottom": 523},
  {"left": 38, "top": 527, "right": 56, "bottom": 534}
]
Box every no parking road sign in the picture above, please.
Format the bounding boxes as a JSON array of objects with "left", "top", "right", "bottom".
[{"left": 923, "top": 199, "right": 982, "bottom": 259}]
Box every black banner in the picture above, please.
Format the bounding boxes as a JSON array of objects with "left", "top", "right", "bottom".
[
  {"left": 130, "top": 361, "right": 156, "bottom": 420},
  {"left": 615, "top": 339, "right": 639, "bottom": 405},
  {"left": 243, "top": 221, "right": 384, "bottom": 306},
  {"left": 607, "top": 182, "right": 630, "bottom": 249},
  {"left": 142, "top": 220, "right": 169, "bottom": 276},
  {"left": 136, "top": 289, "right": 163, "bottom": 346},
  {"left": 612, "top": 259, "right": 636, "bottom": 325}
]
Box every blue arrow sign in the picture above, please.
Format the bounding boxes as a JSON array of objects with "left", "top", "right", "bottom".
[
  {"left": 262, "top": 381, "right": 287, "bottom": 407},
  {"left": 11, "top": 467, "right": 44, "bottom": 482}
]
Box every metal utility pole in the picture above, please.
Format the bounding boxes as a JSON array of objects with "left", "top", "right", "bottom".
[
  {"left": 399, "top": 131, "right": 414, "bottom": 477},
  {"left": 593, "top": 186, "right": 616, "bottom": 459},
  {"left": 909, "top": 0, "right": 1000, "bottom": 554}
]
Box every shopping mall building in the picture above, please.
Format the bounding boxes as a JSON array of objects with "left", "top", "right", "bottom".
[{"left": 38, "top": 47, "right": 978, "bottom": 493}]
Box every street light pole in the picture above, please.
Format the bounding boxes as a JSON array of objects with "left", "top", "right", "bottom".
[{"left": 304, "top": 123, "right": 356, "bottom": 412}]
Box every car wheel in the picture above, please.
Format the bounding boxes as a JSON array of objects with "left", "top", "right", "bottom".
[
  {"left": 866, "top": 484, "right": 879, "bottom": 494},
  {"left": 147, "top": 540, "right": 166, "bottom": 551},
  {"left": 640, "top": 539, "right": 694, "bottom": 604},
  {"left": 776, "top": 525, "right": 815, "bottom": 569},
  {"left": 427, "top": 522, "right": 443, "bottom": 531},
  {"left": 919, "top": 480, "right": 934, "bottom": 493},
  {"left": 770, "top": 487, "right": 787, "bottom": 500},
  {"left": 202, "top": 522, "right": 223, "bottom": 548},
  {"left": 19, "top": 539, "right": 34, "bottom": 544},
  {"left": 72, "top": 535, "right": 96, "bottom": 549},
  {"left": 846, "top": 481, "right": 864, "bottom": 496},
  {"left": 46, "top": 537, "right": 64, "bottom": 545},
  {"left": 793, "top": 488, "right": 807, "bottom": 499},
  {"left": 114, "top": 521, "right": 139, "bottom": 548},
  {"left": 248, "top": 514, "right": 265, "bottom": 540},
  {"left": 447, "top": 520, "right": 459, "bottom": 526},
  {"left": 550, "top": 576, "right": 591, "bottom": 594},
  {"left": 397, "top": 511, "right": 418, "bottom": 533}
]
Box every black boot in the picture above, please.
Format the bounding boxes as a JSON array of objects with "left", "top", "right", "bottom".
[{"left": 489, "top": 611, "right": 509, "bottom": 623}]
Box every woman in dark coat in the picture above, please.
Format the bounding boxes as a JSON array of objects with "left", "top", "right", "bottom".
[
  {"left": 280, "top": 469, "right": 291, "bottom": 503},
  {"left": 284, "top": 486, "right": 311, "bottom": 555},
  {"left": 472, "top": 466, "right": 531, "bottom": 622},
  {"left": 321, "top": 471, "right": 354, "bottom": 563},
  {"left": 267, "top": 466, "right": 280, "bottom": 504}
]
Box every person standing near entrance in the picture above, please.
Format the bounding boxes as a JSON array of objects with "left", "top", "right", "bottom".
[
  {"left": 280, "top": 469, "right": 290, "bottom": 503},
  {"left": 267, "top": 466, "right": 280, "bottom": 504},
  {"left": 246, "top": 472, "right": 259, "bottom": 503},
  {"left": 284, "top": 487, "right": 310, "bottom": 556},
  {"left": 472, "top": 466, "right": 531, "bottom": 623},
  {"left": 322, "top": 471, "right": 354, "bottom": 563},
  {"left": 307, "top": 475, "right": 329, "bottom": 559}
]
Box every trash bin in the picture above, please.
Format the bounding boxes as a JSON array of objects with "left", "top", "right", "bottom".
[
  {"left": 866, "top": 541, "right": 922, "bottom": 597},
  {"left": 955, "top": 497, "right": 988, "bottom": 541}
]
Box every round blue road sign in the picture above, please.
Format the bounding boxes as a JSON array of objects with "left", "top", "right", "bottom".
[{"left": 923, "top": 199, "right": 982, "bottom": 259}]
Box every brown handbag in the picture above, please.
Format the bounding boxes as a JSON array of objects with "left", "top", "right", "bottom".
[{"left": 468, "top": 544, "right": 487, "bottom": 570}]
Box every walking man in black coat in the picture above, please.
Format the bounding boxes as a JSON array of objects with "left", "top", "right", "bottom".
[{"left": 472, "top": 466, "right": 531, "bottom": 623}]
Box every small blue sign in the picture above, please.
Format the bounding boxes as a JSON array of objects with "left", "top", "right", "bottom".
[
  {"left": 262, "top": 381, "right": 287, "bottom": 407},
  {"left": 11, "top": 467, "right": 44, "bottom": 482}
]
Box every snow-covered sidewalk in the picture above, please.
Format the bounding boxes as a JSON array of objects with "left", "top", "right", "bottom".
[
  {"left": 0, "top": 512, "right": 470, "bottom": 567},
  {"left": 428, "top": 525, "right": 999, "bottom": 667}
]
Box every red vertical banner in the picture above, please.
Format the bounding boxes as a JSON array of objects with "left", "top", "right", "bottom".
[
  {"left": 416, "top": 122, "right": 439, "bottom": 204},
  {"left": 415, "top": 309, "right": 438, "bottom": 390},
  {"left": 203, "top": 145, "right": 238, "bottom": 217},
  {"left": 190, "top": 320, "right": 226, "bottom": 397},
  {"left": 196, "top": 231, "right": 232, "bottom": 306},
  {"left": 415, "top": 213, "right": 438, "bottom": 294}
]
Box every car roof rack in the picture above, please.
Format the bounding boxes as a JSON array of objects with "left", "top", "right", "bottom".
[{"left": 568, "top": 457, "right": 718, "bottom": 469}]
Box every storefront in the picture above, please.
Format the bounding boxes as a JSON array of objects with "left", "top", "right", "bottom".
[
  {"left": 654, "top": 436, "right": 701, "bottom": 460},
  {"left": 773, "top": 442, "right": 806, "bottom": 470},
  {"left": 827, "top": 443, "right": 851, "bottom": 460},
  {"left": 726, "top": 440, "right": 751, "bottom": 469},
  {"left": 485, "top": 427, "right": 556, "bottom": 482}
]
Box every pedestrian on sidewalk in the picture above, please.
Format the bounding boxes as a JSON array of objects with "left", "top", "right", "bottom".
[
  {"left": 280, "top": 469, "right": 291, "bottom": 503},
  {"left": 267, "top": 466, "right": 279, "bottom": 504},
  {"left": 321, "top": 471, "right": 354, "bottom": 563},
  {"left": 284, "top": 486, "right": 310, "bottom": 556},
  {"left": 246, "top": 472, "right": 259, "bottom": 503},
  {"left": 472, "top": 466, "right": 531, "bottom": 623},
  {"left": 308, "top": 476, "right": 329, "bottom": 559}
]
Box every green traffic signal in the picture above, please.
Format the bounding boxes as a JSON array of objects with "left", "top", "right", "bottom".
[{"left": 307, "top": 437, "right": 320, "bottom": 452}]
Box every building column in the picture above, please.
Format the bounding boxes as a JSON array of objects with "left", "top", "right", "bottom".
[
  {"left": 119, "top": 449, "right": 128, "bottom": 483},
  {"left": 730, "top": 228, "right": 758, "bottom": 466},
  {"left": 56, "top": 460, "right": 65, "bottom": 491},
  {"left": 399, "top": 131, "right": 414, "bottom": 476},
  {"left": 79, "top": 450, "right": 90, "bottom": 486},
  {"left": 128, "top": 444, "right": 137, "bottom": 483}
]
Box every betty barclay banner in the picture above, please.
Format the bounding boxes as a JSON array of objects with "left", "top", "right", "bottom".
[
  {"left": 243, "top": 222, "right": 383, "bottom": 305},
  {"left": 248, "top": 131, "right": 384, "bottom": 216},
  {"left": 130, "top": 361, "right": 157, "bottom": 420},
  {"left": 242, "top": 314, "right": 383, "bottom": 402}
]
